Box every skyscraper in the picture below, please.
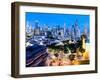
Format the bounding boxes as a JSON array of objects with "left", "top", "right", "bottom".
[
  {"left": 83, "top": 25, "right": 89, "bottom": 42},
  {"left": 71, "top": 25, "right": 75, "bottom": 41},
  {"left": 74, "top": 20, "right": 80, "bottom": 41},
  {"left": 34, "top": 20, "right": 40, "bottom": 36},
  {"left": 63, "top": 23, "right": 66, "bottom": 36},
  {"left": 66, "top": 27, "right": 70, "bottom": 40},
  {"left": 26, "top": 21, "right": 34, "bottom": 37},
  {"left": 70, "top": 20, "right": 81, "bottom": 42}
]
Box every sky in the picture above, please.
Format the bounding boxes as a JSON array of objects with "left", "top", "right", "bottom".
[{"left": 25, "top": 12, "right": 90, "bottom": 32}]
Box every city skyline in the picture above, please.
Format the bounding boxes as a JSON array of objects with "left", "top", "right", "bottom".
[{"left": 26, "top": 12, "right": 90, "bottom": 33}]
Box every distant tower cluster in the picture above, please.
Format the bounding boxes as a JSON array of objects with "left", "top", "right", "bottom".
[
  {"left": 26, "top": 19, "right": 89, "bottom": 42},
  {"left": 71, "top": 20, "right": 80, "bottom": 41}
]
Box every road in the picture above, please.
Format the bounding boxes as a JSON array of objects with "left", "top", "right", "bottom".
[{"left": 26, "top": 44, "right": 48, "bottom": 67}]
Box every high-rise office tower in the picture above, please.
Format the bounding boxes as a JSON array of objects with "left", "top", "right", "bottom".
[
  {"left": 34, "top": 20, "right": 40, "bottom": 36},
  {"left": 71, "top": 25, "right": 75, "bottom": 41},
  {"left": 74, "top": 20, "right": 80, "bottom": 41}
]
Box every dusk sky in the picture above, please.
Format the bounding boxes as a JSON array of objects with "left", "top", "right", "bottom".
[{"left": 25, "top": 12, "right": 90, "bottom": 32}]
